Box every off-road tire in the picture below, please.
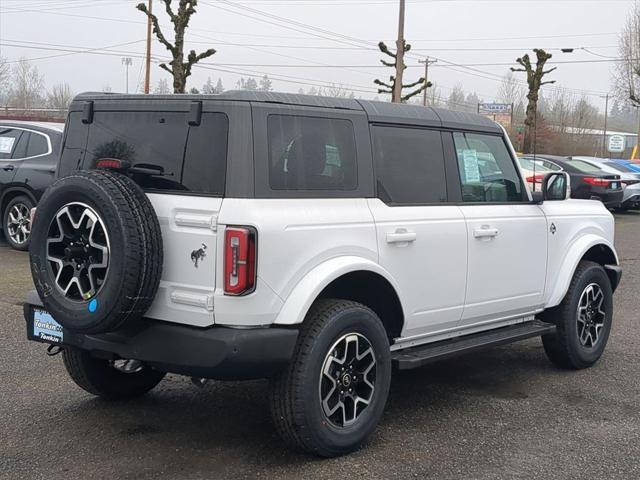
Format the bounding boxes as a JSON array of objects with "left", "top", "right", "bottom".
[
  {"left": 541, "top": 261, "right": 613, "bottom": 369},
  {"left": 3, "top": 195, "right": 34, "bottom": 251},
  {"left": 29, "top": 170, "right": 163, "bottom": 334},
  {"left": 269, "top": 299, "right": 391, "bottom": 457},
  {"left": 62, "top": 348, "right": 165, "bottom": 400}
]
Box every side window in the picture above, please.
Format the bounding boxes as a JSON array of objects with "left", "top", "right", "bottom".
[
  {"left": 182, "top": 113, "right": 229, "bottom": 195},
  {"left": 453, "top": 132, "right": 524, "bottom": 203},
  {"left": 12, "top": 132, "right": 30, "bottom": 159},
  {"left": 372, "top": 126, "right": 446, "bottom": 205},
  {"left": 0, "top": 129, "right": 23, "bottom": 160},
  {"left": 268, "top": 115, "right": 357, "bottom": 191},
  {"left": 84, "top": 111, "right": 189, "bottom": 191},
  {"left": 26, "top": 132, "right": 49, "bottom": 157}
]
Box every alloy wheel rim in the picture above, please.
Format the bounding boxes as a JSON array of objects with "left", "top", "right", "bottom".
[
  {"left": 319, "top": 332, "right": 377, "bottom": 428},
  {"left": 576, "top": 283, "right": 606, "bottom": 348},
  {"left": 6, "top": 203, "right": 31, "bottom": 245},
  {"left": 46, "top": 202, "right": 110, "bottom": 302}
]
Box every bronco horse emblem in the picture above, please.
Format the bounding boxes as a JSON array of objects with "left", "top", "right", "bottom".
[{"left": 190, "top": 244, "right": 207, "bottom": 268}]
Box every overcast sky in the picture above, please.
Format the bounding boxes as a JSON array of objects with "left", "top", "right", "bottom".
[{"left": 0, "top": 0, "right": 636, "bottom": 109}]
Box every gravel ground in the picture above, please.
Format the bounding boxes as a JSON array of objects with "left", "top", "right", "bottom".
[{"left": 1, "top": 214, "right": 639, "bottom": 480}]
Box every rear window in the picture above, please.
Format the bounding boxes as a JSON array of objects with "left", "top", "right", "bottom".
[
  {"left": 268, "top": 115, "right": 357, "bottom": 191},
  {"left": 60, "top": 110, "right": 228, "bottom": 195},
  {"left": 568, "top": 160, "right": 601, "bottom": 173}
]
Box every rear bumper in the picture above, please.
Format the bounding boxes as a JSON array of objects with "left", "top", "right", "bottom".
[
  {"left": 24, "top": 291, "right": 298, "bottom": 381},
  {"left": 590, "top": 190, "right": 624, "bottom": 208}
]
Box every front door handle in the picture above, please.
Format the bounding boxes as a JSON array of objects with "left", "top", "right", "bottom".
[
  {"left": 473, "top": 226, "right": 499, "bottom": 239},
  {"left": 386, "top": 229, "right": 417, "bottom": 245},
  {"left": 2, "top": 165, "right": 15, "bottom": 172}
]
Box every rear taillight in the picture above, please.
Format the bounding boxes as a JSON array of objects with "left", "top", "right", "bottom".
[
  {"left": 95, "top": 158, "right": 131, "bottom": 170},
  {"left": 583, "top": 177, "right": 609, "bottom": 187},
  {"left": 622, "top": 180, "right": 640, "bottom": 186},
  {"left": 526, "top": 175, "right": 544, "bottom": 184},
  {"left": 224, "top": 227, "right": 257, "bottom": 296}
]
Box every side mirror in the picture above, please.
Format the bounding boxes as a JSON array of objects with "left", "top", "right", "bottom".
[{"left": 542, "top": 172, "right": 571, "bottom": 202}]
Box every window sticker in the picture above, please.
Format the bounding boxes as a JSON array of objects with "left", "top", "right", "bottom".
[
  {"left": 462, "top": 149, "right": 481, "bottom": 183},
  {"left": 0, "top": 136, "right": 15, "bottom": 154}
]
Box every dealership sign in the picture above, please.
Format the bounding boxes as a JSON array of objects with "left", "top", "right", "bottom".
[
  {"left": 608, "top": 135, "right": 626, "bottom": 153},
  {"left": 478, "top": 103, "right": 512, "bottom": 114},
  {"left": 478, "top": 103, "right": 513, "bottom": 131}
]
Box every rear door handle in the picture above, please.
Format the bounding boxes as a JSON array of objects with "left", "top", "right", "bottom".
[
  {"left": 386, "top": 229, "right": 417, "bottom": 245},
  {"left": 2, "top": 165, "right": 15, "bottom": 172},
  {"left": 473, "top": 226, "right": 499, "bottom": 239}
]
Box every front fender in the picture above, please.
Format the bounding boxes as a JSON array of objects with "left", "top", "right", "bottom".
[
  {"left": 273, "top": 256, "right": 402, "bottom": 326},
  {"left": 546, "top": 234, "right": 619, "bottom": 308}
]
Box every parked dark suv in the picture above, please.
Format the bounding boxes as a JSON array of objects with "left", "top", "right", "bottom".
[{"left": 0, "top": 121, "right": 63, "bottom": 250}]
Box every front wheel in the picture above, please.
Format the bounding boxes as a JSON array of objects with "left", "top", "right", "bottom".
[
  {"left": 542, "top": 261, "right": 613, "bottom": 369},
  {"left": 269, "top": 299, "right": 391, "bottom": 457}
]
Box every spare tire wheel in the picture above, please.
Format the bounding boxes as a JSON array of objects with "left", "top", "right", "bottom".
[{"left": 29, "top": 170, "right": 163, "bottom": 334}]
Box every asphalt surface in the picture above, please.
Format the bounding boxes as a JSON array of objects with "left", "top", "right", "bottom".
[{"left": 1, "top": 215, "right": 639, "bottom": 480}]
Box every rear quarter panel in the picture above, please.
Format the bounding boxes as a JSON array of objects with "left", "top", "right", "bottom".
[{"left": 214, "top": 198, "right": 378, "bottom": 326}]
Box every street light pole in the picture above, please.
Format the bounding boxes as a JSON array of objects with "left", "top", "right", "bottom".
[
  {"left": 121, "top": 57, "right": 132, "bottom": 94},
  {"left": 601, "top": 93, "right": 609, "bottom": 157}
]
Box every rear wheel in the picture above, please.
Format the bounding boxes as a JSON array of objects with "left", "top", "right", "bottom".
[
  {"left": 269, "top": 299, "right": 391, "bottom": 457},
  {"left": 542, "top": 261, "right": 613, "bottom": 369},
  {"left": 3, "top": 195, "right": 34, "bottom": 251},
  {"left": 62, "top": 348, "right": 165, "bottom": 400}
]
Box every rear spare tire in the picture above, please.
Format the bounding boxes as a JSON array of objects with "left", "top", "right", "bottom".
[{"left": 29, "top": 170, "right": 163, "bottom": 334}]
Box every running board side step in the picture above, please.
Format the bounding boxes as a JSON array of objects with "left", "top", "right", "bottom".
[{"left": 391, "top": 320, "right": 556, "bottom": 370}]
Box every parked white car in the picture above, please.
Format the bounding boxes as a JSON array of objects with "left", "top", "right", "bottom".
[{"left": 25, "top": 92, "right": 622, "bottom": 457}]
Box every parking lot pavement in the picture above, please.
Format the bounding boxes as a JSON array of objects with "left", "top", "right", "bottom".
[{"left": 1, "top": 214, "right": 639, "bottom": 480}]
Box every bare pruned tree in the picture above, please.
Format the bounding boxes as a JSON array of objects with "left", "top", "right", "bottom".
[
  {"left": 47, "top": 82, "right": 74, "bottom": 112},
  {"left": 511, "top": 49, "right": 557, "bottom": 154},
  {"left": 374, "top": 41, "right": 429, "bottom": 103},
  {"left": 136, "top": 0, "right": 216, "bottom": 93}
]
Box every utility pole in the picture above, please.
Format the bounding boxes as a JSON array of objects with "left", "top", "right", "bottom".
[
  {"left": 144, "top": 0, "right": 152, "bottom": 94},
  {"left": 121, "top": 57, "right": 132, "bottom": 94},
  {"left": 393, "top": 0, "right": 406, "bottom": 103},
  {"left": 418, "top": 57, "right": 437, "bottom": 106},
  {"left": 601, "top": 93, "right": 609, "bottom": 157}
]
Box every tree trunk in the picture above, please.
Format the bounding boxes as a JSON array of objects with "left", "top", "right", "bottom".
[{"left": 523, "top": 93, "right": 538, "bottom": 154}]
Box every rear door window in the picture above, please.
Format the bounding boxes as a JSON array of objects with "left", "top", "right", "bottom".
[
  {"left": 372, "top": 126, "right": 447, "bottom": 204},
  {"left": 11, "top": 132, "right": 30, "bottom": 159},
  {"left": 0, "top": 128, "right": 23, "bottom": 160},
  {"left": 268, "top": 115, "right": 357, "bottom": 191}
]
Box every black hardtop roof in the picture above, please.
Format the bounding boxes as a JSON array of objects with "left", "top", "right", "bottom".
[{"left": 71, "top": 91, "right": 502, "bottom": 133}]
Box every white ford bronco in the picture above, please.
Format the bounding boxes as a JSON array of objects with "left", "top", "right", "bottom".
[{"left": 25, "top": 91, "right": 621, "bottom": 457}]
